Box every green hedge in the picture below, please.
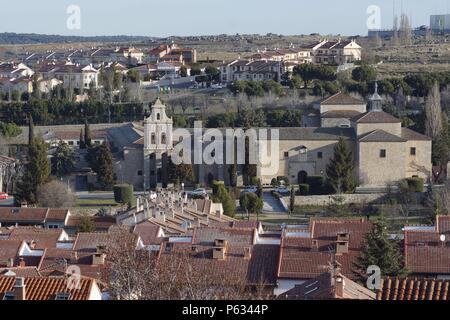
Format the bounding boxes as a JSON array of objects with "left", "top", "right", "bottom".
[
  {"left": 298, "top": 184, "right": 310, "bottom": 195},
  {"left": 113, "top": 184, "right": 134, "bottom": 206},
  {"left": 406, "top": 177, "right": 424, "bottom": 192},
  {"left": 306, "top": 176, "right": 325, "bottom": 195}
]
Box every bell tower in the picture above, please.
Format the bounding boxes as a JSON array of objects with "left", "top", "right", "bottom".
[
  {"left": 368, "top": 82, "right": 383, "bottom": 112},
  {"left": 144, "top": 98, "right": 173, "bottom": 190}
]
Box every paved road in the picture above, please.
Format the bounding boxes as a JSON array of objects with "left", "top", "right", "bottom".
[{"left": 262, "top": 191, "right": 287, "bottom": 213}]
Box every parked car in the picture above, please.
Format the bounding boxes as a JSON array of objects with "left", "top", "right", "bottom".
[
  {"left": 188, "top": 188, "right": 207, "bottom": 198},
  {"left": 241, "top": 186, "right": 258, "bottom": 194},
  {"left": 274, "top": 186, "right": 290, "bottom": 195},
  {"left": 0, "top": 192, "right": 8, "bottom": 200}
]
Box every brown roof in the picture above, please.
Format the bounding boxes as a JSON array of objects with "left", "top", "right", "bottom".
[
  {"left": 0, "top": 240, "right": 23, "bottom": 267},
  {"left": 377, "top": 277, "right": 450, "bottom": 300},
  {"left": 278, "top": 219, "right": 372, "bottom": 280},
  {"left": 321, "top": 110, "right": 362, "bottom": 119},
  {"left": 279, "top": 271, "right": 376, "bottom": 300},
  {"left": 0, "top": 276, "right": 96, "bottom": 300},
  {"left": 0, "top": 267, "right": 41, "bottom": 277},
  {"left": 133, "top": 222, "right": 162, "bottom": 246},
  {"left": 66, "top": 216, "right": 116, "bottom": 231},
  {"left": 352, "top": 111, "right": 401, "bottom": 124},
  {"left": 359, "top": 129, "right": 407, "bottom": 143},
  {"left": 402, "top": 127, "right": 432, "bottom": 141},
  {"left": 320, "top": 93, "right": 365, "bottom": 106},
  {"left": 192, "top": 227, "right": 256, "bottom": 246},
  {"left": 8, "top": 227, "right": 64, "bottom": 249},
  {"left": 404, "top": 216, "right": 450, "bottom": 275},
  {"left": 0, "top": 207, "right": 69, "bottom": 224},
  {"left": 158, "top": 241, "right": 279, "bottom": 286}
]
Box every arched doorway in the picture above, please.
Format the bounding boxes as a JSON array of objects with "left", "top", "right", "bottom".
[{"left": 298, "top": 171, "right": 308, "bottom": 184}]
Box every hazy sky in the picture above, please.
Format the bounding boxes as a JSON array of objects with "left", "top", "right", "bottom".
[{"left": 1, "top": 0, "right": 450, "bottom": 37}]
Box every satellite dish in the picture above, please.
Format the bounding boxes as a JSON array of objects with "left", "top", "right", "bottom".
[{"left": 440, "top": 234, "right": 446, "bottom": 242}]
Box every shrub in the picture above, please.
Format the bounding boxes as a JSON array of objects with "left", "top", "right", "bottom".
[
  {"left": 405, "top": 177, "right": 424, "bottom": 192},
  {"left": 271, "top": 178, "right": 278, "bottom": 187},
  {"left": 306, "top": 176, "right": 325, "bottom": 195},
  {"left": 298, "top": 184, "right": 310, "bottom": 195},
  {"left": 113, "top": 184, "right": 134, "bottom": 207}
]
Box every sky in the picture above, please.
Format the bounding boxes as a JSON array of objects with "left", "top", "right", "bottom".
[{"left": 1, "top": 0, "right": 450, "bottom": 37}]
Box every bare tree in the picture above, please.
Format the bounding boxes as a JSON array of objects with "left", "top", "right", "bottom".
[
  {"left": 37, "top": 180, "right": 76, "bottom": 208},
  {"left": 425, "top": 83, "right": 443, "bottom": 141},
  {"left": 105, "top": 228, "right": 272, "bottom": 300}
]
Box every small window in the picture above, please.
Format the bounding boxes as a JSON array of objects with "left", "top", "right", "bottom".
[
  {"left": 3, "top": 292, "right": 14, "bottom": 300},
  {"left": 161, "top": 133, "right": 166, "bottom": 144},
  {"left": 156, "top": 113, "right": 161, "bottom": 120},
  {"left": 410, "top": 147, "right": 416, "bottom": 156},
  {"left": 380, "top": 149, "right": 386, "bottom": 158},
  {"left": 150, "top": 170, "right": 155, "bottom": 176},
  {"left": 137, "top": 170, "right": 143, "bottom": 176},
  {"left": 55, "top": 293, "right": 71, "bottom": 300},
  {"left": 317, "top": 152, "right": 323, "bottom": 159},
  {"left": 151, "top": 133, "right": 156, "bottom": 144},
  {"left": 284, "top": 152, "right": 289, "bottom": 158},
  {"left": 68, "top": 141, "right": 74, "bottom": 146}
]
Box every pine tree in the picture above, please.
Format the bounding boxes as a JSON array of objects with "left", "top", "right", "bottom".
[
  {"left": 355, "top": 216, "right": 408, "bottom": 282},
  {"left": 326, "top": 138, "right": 356, "bottom": 194},
  {"left": 84, "top": 120, "right": 92, "bottom": 148},
  {"left": 16, "top": 138, "right": 50, "bottom": 204},
  {"left": 96, "top": 142, "right": 116, "bottom": 190}
]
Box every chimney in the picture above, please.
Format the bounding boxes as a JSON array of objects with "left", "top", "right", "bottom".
[
  {"left": 334, "top": 275, "right": 345, "bottom": 298},
  {"left": 13, "top": 277, "right": 26, "bottom": 300},
  {"left": 244, "top": 247, "right": 252, "bottom": 260},
  {"left": 92, "top": 253, "right": 106, "bottom": 265},
  {"left": 336, "top": 241, "right": 349, "bottom": 254},
  {"left": 213, "top": 239, "right": 228, "bottom": 260},
  {"left": 18, "top": 257, "right": 26, "bottom": 268},
  {"left": 6, "top": 258, "right": 14, "bottom": 267},
  {"left": 311, "top": 239, "right": 319, "bottom": 252}
]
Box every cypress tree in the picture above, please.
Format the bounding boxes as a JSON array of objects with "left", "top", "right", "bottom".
[
  {"left": 28, "top": 115, "right": 34, "bottom": 146},
  {"left": 84, "top": 120, "right": 92, "bottom": 148},
  {"left": 79, "top": 129, "right": 86, "bottom": 149},
  {"left": 355, "top": 215, "right": 408, "bottom": 282},
  {"left": 326, "top": 138, "right": 356, "bottom": 194},
  {"left": 96, "top": 142, "right": 115, "bottom": 190},
  {"left": 16, "top": 138, "right": 50, "bottom": 204}
]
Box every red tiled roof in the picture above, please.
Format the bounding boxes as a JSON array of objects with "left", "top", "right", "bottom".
[
  {"left": 8, "top": 227, "right": 64, "bottom": 249},
  {"left": 320, "top": 93, "right": 365, "bottom": 106},
  {"left": 0, "top": 208, "right": 69, "bottom": 224},
  {"left": 133, "top": 222, "right": 162, "bottom": 246},
  {"left": 377, "top": 277, "right": 450, "bottom": 300},
  {"left": 0, "top": 240, "right": 23, "bottom": 267},
  {"left": 404, "top": 216, "right": 450, "bottom": 275},
  {"left": 0, "top": 276, "right": 95, "bottom": 300},
  {"left": 278, "top": 219, "right": 371, "bottom": 280}
]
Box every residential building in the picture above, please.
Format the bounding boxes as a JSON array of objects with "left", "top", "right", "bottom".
[
  {"left": 220, "top": 60, "right": 283, "bottom": 83},
  {"left": 0, "top": 276, "right": 102, "bottom": 300}
]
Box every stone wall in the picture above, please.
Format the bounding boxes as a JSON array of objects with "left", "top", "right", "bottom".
[{"left": 292, "top": 193, "right": 387, "bottom": 206}]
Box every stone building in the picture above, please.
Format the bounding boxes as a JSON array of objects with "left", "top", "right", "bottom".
[{"left": 116, "top": 86, "right": 431, "bottom": 189}]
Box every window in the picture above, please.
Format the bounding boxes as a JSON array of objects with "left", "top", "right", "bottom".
[
  {"left": 55, "top": 293, "right": 71, "bottom": 300},
  {"left": 151, "top": 133, "right": 156, "bottom": 144},
  {"left": 317, "top": 152, "right": 323, "bottom": 159},
  {"left": 68, "top": 141, "right": 74, "bottom": 146},
  {"left": 137, "top": 170, "right": 143, "bottom": 176},
  {"left": 380, "top": 149, "right": 386, "bottom": 158},
  {"left": 156, "top": 113, "right": 161, "bottom": 120},
  {"left": 410, "top": 147, "right": 416, "bottom": 156},
  {"left": 284, "top": 152, "right": 289, "bottom": 158},
  {"left": 150, "top": 170, "right": 155, "bottom": 176},
  {"left": 161, "top": 133, "right": 166, "bottom": 144},
  {"left": 2, "top": 292, "right": 14, "bottom": 300}
]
